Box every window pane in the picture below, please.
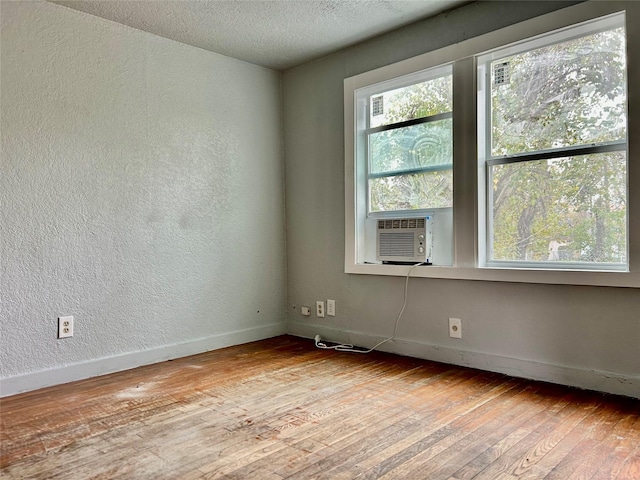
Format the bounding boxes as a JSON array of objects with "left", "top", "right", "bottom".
[
  {"left": 491, "top": 27, "right": 626, "bottom": 156},
  {"left": 369, "top": 170, "right": 452, "bottom": 212},
  {"left": 369, "top": 119, "right": 452, "bottom": 175},
  {"left": 490, "top": 152, "right": 626, "bottom": 264},
  {"left": 370, "top": 75, "right": 452, "bottom": 128}
]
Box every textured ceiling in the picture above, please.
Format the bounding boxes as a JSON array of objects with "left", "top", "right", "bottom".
[{"left": 50, "top": 0, "right": 467, "bottom": 70}]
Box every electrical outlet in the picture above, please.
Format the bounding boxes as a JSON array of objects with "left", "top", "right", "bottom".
[
  {"left": 58, "top": 316, "right": 74, "bottom": 339},
  {"left": 327, "top": 299, "right": 336, "bottom": 316},
  {"left": 449, "top": 318, "right": 462, "bottom": 339},
  {"left": 301, "top": 306, "right": 311, "bottom": 316},
  {"left": 316, "top": 301, "right": 325, "bottom": 318}
]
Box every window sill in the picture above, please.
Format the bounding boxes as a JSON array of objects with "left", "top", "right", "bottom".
[{"left": 345, "top": 263, "right": 640, "bottom": 288}]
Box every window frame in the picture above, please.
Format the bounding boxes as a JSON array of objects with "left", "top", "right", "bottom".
[
  {"left": 356, "top": 64, "right": 454, "bottom": 217},
  {"left": 477, "top": 13, "right": 628, "bottom": 271},
  {"left": 344, "top": 0, "right": 640, "bottom": 288}
]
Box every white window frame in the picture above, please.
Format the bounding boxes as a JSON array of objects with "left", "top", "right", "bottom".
[
  {"left": 356, "top": 64, "right": 453, "bottom": 218},
  {"left": 477, "top": 12, "right": 627, "bottom": 272},
  {"left": 344, "top": 0, "right": 640, "bottom": 288}
]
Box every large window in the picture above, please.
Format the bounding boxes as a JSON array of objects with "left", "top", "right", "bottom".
[
  {"left": 478, "top": 14, "right": 627, "bottom": 270},
  {"left": 345, "top": 1, "right": 639, "bottom": 287}
]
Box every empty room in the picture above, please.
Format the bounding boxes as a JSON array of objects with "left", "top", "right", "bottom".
[{"left": 1, "top": 0, "right": 639, "bottom": 478}]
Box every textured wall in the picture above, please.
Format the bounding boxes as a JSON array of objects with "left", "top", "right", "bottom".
[
  {"left": 283, "top": 1, "right": 640, "bottom": 397},
  {"left": 1, "top": 1, "right": 285, "bottom": 389}
]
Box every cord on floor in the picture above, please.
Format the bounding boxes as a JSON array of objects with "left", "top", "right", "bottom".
[{"left": 314, "top": 262, "right": 425, "bottom": 354}]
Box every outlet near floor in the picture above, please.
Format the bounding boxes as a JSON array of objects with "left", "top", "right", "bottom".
[{"left": 449, "top": 317, "right": 462, "bottom": 339}]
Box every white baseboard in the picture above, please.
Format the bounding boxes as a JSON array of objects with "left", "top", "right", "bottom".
[
  {"left": 0, "top": 323, "right": 286, "bottom": 398},
  {"left": 288, "top": 322, "right": 640, "bottom": 399},
  {"left": 5, "top": 321, "right": 637, "bottom": 399}
]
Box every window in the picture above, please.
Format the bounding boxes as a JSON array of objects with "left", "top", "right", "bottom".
[
  {"left": 478, "top": 14, "right": 627, "bottom": 270},
  {"left": 358, "top": 65, "right": 453, "bottom": 214},
  {"left": 345, "top": 1, "right": 639, "bottom": 287},
  {"left": 353, "top": 66, "right": 455, "bottom": 266}
]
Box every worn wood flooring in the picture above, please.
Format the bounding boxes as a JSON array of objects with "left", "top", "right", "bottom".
[{"left": 1, "top": 335, "right": 638, "bottom": 479}]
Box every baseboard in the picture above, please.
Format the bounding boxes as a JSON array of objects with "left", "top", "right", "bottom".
[
  {"left": 288, "top": 321, "right": 640, "bottom": 399},
  {"left": 0, "top": 323, "right": 286, "bottom": 398}
]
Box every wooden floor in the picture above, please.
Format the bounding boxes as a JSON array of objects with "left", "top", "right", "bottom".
[{"left": 1, "top": 336, "right": 638, "bottom": 479}]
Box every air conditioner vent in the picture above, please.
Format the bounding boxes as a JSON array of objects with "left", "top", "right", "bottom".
[
  {"left": 372, "top": 95, "right": 384, "bottom": 116},
  {"left": 378, "top": 218, "right": 425, "bottom": 230},
  {"left": 376, "top": 216, "right": 433, "bottom": 263},
  {"left": 379, "top": 232, "right": 415, "bottom": 257}
]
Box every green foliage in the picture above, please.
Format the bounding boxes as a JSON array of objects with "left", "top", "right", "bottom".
[
  {"left": 491, "top": 153, "right": 626, "bottom": 263},
  {"left": 384, "top": 75, "right": 452, "bottom": 123},
  {"left": 369, "top": 120, "right": 451, "bottom": 175},
  {"left": 369, "top": 171, "right": 452, "bottom": 212},
  {"left": 367, "top": 25, "right": 627, "bottom": 266},
  {"left": 368, "top": 75, "right": 453, "bottom": 213},
  {"left": 490, "top": 28, "right": 627, "bottom": 263}
]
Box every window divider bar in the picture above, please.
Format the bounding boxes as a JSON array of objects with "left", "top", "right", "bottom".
[
  {"left": 487, "top": 140, "right": 626, "bottom": 166},
  {"left": 366, "top": 111, "right": 452, "bottom": 134},
  {"left": 369, "top": 164, "right": 453, "bottom": 179}
]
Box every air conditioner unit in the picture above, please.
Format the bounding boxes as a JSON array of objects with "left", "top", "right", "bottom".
[{"left": 376, "top": 216, "right": 433, "bottom": 264}]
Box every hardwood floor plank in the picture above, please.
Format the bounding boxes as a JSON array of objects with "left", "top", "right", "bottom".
[
  {"left": 445, "top": 384, "right": 565, "bottom": 480},
  {"left": 514, "top": 401, "right": 612, "bottom": 479},
  {"left": 543, "top": 398, "right": 635, "bottom": 480},
  {"left": 279, "top": 370, "right": 498, "bottom": 479},
  {"left": 1, "top": 335, "right": 637, "bottom": 480},
  {"left": 465, "top": 393, "right": 593, "bottom": 479},
  {"left": 507, "top": 393, "right": 605, "bottom": 477},
  {"left": 614, "top": 438, "right": 640, "bottom": 480},
  {"left": 326, "top": 378, "right": 526, "bottom": 479},
  {"left": 380, "top": 385, "right": 573, "bottom": 479},
  {"left": 588, "top": 413, "right": 640, "bottom": 479}
]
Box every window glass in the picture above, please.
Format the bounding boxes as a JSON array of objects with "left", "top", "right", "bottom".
[
  {"left": 490, "top": 28, "right": 626, "bottom": 156},
  {"left": 369, "top": 170, "right": 453, "bottom": 212},
  {"left": 369, "top": 120, "right": 452, "bottom": 175},
  {"left": 490, "top": 152, "right": 627, "bottom": 263},
  {"left": 480, "top": 14, "right": 627, "bottom": 270},
  {"left": 370, "top": 75, "right": 452, "bottom": 128},
  {"left": 357, "top": 67, "right": 453, "bottom": 216},
  {"left": 346, "top": 4, "right": 635, "bottom": 282}
]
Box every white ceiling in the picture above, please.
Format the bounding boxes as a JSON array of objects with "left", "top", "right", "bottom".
[{"left": 50, "top": 0, "right": 468, "bottom": 70}]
